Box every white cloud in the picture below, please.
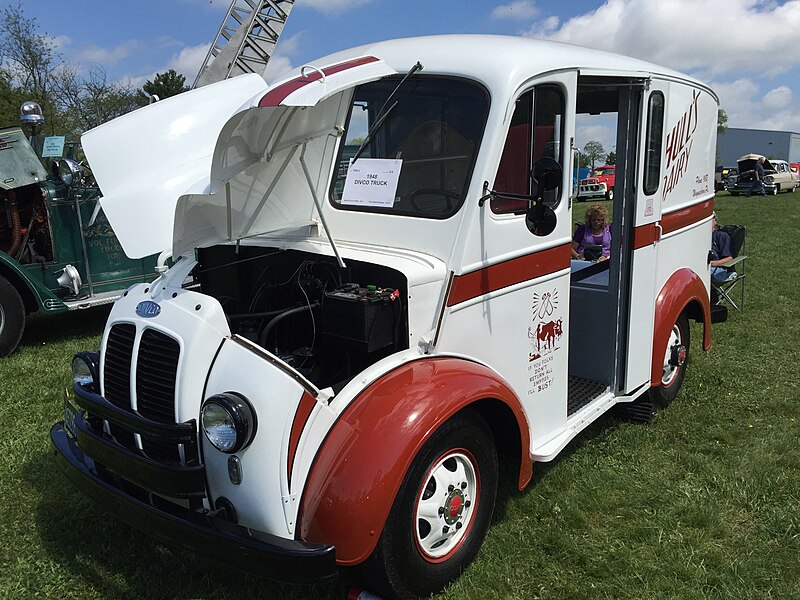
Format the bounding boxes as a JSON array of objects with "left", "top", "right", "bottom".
[
  {"left": 762, "top": 86, "right": 793, "bottom": 110},
  {"left": 301, "top": 0, "right": 375, "bottom": 14},
  {"left": 75, "top": 41, "right": 139, "bottom": 68},
  {"left": 528, "top": 0, "right": 800, "bottom": 77},
  {"left": 492, "top": 1, "right": 540, "bottom": 21}
]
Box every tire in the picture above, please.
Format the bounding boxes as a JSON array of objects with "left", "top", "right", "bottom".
[
  {"left": 605, "top": 187, "right": 614, "bottom": 202},
  {"left": 771, "top": 186, "right": 778, "bottom": 196},
  {"left": 355, "top": 410, "right": 498, "bottom": 600},
  {"left": 649, "top": 312, "right": 689, "bottom": 407},
  {"left": 0, "top": 276, "right": 26, "bottom": 357}
]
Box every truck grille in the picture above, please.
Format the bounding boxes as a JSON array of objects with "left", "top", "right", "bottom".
[{"left": 102, "top": 323, "right": 187, "bottom": 463}]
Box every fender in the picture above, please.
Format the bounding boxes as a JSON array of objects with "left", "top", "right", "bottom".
[
  {"left": 0, "top": 252, "right": 64, "bottom": 313},
  {"left": 651, "top": 268, "right": 711, "bottom": 386},
  {"left": 297, "top": 356, "right": 531, "bottom": 565}
]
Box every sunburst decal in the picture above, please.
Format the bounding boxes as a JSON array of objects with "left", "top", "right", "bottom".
[{"left": 532, "top": 290, "right": 559, "bottom": 319}]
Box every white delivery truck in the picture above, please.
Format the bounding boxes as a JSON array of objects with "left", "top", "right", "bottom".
[{"left": 51, "top": 34, "right": 723, "bottom": 600}]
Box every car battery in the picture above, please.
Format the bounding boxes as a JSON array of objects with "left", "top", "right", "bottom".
[{"left": 322, "top": 283, "right": 397, "bottom": 352}]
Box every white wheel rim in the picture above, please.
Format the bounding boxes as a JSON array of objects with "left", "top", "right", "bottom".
[
  {"left": 661, "top": 324, "right": 682, "bottom": 386},
  {"left": 414, "top": 450, "right": 478, "bottom": 561}
]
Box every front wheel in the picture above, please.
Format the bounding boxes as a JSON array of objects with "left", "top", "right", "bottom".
[
  {"left": 355, "top": 410, "right": 498, "bottom": 600},
  {"left": 649, "top": 312, "right": 689, "bottom": 407},
  {"left": 771, "top": 185, "right": 778, "bottom": 196},
  {"left": 0, "top": 276, "right": 26, "bottom": 357},
  {"left": 605, "top": 187, "right": 614, "bottom": 201}
]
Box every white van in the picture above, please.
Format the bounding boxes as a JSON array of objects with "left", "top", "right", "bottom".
[{"left": 51, "top": 35, "right": 722, "bottom": 599}]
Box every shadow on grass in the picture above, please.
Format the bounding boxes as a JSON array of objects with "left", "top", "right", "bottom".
[
  {"left": 490, "top": 408, "right": 626, "bottom": 528},
  {"left": 19, "top": 305, "right": 112, "bottom": 350},
  {"left": 27, "top": 449, "right": 348, "bottom": 600}
]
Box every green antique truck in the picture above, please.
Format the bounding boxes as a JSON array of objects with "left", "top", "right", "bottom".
[{"left": 0, "top": 125, "right": 157, "bottom": 356}]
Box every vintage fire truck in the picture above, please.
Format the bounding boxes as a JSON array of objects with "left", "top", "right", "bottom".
[
  {"left": 0, "top": 121, "right": 157, "bottom": 356},
  {"left": 51, "top": 35, "right": 722, "bottom": 599}
]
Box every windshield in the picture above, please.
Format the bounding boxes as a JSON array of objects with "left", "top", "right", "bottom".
[
  {"left": 592, "top": 168, "right": 613, "bottom": 176},
  {"left": 330, "top": 76, "right": 489, "bottom": 219}
]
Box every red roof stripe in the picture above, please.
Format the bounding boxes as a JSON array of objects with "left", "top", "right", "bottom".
[{"left": 258, "top": 56, "right": 381, "bottom": 107}]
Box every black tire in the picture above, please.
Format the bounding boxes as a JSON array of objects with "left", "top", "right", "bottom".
[
  {"left": 771, "top": 186, "right": 778, "bottom": 196},
  {"left": 605, "top": 187, "right": 614, "bottom": 202},
  {"left": 0, "top": 276, "right": 26, "bottom": 357},
  {"left": 649, "top": 312, "right": 689, "bottom": 407},
  {"left": 730, "top": 192, "right": 739, "bottom": 197},
  {"left": 354, "top": 410, "right": 498, "bottom": 600}
]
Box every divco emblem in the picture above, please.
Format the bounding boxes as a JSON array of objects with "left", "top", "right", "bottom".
[{"left": 135, "top": 301, "right": 161, "bottom": 318}]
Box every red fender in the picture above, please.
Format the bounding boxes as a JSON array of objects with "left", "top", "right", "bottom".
[
  {"left": 651, "top": 268, "right": 711, "bottom": 386},
  {"left": 297, "top": 357, "right": 531, "bottom": 565}
]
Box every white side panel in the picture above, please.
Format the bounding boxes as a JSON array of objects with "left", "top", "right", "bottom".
[
  {"left": 82, "top": 74, "right": 268, "bottom": 259},
  {"left": 439, "top": 270, "right": 571, "bottom": 449}
]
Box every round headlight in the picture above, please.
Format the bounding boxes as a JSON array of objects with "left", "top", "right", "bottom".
[
  {"left": 201, "top": 393, "right": 256, "bottom": 453},
  {"left": 72, "top": 351, "right": 100, "bottom": 392}
]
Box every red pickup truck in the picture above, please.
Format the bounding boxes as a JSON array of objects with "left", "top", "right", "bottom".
[{"left": 578, "top": 165, "right": 615, "bottom": 201}]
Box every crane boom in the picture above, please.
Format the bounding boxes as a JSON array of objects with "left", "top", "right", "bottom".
[{"left": 193, "top": 0, "right": 295, "bottom": 88}]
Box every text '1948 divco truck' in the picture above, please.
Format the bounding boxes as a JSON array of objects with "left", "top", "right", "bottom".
[{"left": 51, "top": 35, "right": 721, "bottom": 599}]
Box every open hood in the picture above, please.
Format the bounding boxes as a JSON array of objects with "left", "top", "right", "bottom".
[
  {"left": 737, "top": 153, "right": 775, "bottom": 173},
  {"left": 82, "top": 57, "right": 394, "bottom": 259}
]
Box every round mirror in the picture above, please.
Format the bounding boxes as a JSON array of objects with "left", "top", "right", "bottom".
[
  {"left": 532, "top": 157, "right": 562, "bottom": 192},
  {"left": 525, "top": 203, "right": 557, "bottom": 236}
]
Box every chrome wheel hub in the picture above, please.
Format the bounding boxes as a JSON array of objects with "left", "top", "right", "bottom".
[{"left": 415, "top": 451, "right": 477, "bottom": 560}]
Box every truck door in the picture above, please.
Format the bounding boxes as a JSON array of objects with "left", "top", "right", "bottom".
[
  {"left": 444, "top": 71, "right": 578, "bottom": 453},
  {"left": 620, "top": 81, "right": 668, "bottom": 393}
]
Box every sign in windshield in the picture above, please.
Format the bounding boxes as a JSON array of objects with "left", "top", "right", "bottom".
[{"left": 330, "top": 76, "right": 489, "bottom": 219}]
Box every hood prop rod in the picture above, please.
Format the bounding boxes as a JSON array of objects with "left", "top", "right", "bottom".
[{"left": 299, "top": 142, "right": 346, "bottom": 269}]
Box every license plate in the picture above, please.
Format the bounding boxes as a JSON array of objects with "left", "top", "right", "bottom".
[{"left": 64, "top": 395, "right": 80, "bottom": 439}]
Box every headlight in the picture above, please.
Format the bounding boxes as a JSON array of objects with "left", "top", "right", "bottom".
[
  {"left": 72, "top": 351, "right": 100, "bottom": 392},
  {"left": 201, "top": 393, "right": 257, "bottom": 453}
]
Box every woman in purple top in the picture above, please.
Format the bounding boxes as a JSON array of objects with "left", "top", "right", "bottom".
[{"left": 571, "top": 203, "right": 611, "bottom": 261}]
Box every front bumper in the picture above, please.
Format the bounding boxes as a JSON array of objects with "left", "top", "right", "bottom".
[
  {"left": 578, "top": 182, "right": 608, "bottom": 198},
  {"left": 50, "top": 394, "right": 337, "bottom": 583}
]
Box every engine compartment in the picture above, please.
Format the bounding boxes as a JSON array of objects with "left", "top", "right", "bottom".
[
  {"left": 0, "top": 183, "right": 54, "bottom": 264},
  {"left": 195, "top": 245, "right": 409, "bottom": 391}
]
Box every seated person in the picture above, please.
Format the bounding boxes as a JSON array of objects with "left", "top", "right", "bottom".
[
  {"left": 571, "top": 204, "right": 611, "bottom": 261},
  {"left": 710, "top": 212, "right": 737, "bottom": 283}
]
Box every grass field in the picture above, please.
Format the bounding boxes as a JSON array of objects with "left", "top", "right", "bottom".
[{"left": 1, "top": 192, "right": 798, "bottom": 599}]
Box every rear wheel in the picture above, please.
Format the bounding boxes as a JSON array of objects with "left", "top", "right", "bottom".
[
  {"left": 355, "top": 410, "right": 498, "bottom": 600},
  {"left": 0, "top": 276, "right": 26, "bottom": 357},
  {"left": 649, "top": 312, "right": 689, "bottom": 407}
]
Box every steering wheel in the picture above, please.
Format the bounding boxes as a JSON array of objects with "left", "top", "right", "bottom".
[{"left": 409, "top": 188, "right": 461, "bottom": 213}]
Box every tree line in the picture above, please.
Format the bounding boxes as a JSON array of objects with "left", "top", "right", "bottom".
[{"left": 0, "top": 3, "right": 189, "bottom": 137}]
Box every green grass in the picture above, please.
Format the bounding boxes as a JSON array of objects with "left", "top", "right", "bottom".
[{"left": 1, "top": 193, "right": 799, "bottom": 599}]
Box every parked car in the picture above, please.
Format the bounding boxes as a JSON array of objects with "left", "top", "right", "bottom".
[
  {"left": 578, "top": 165, "right": 615, "bottom": 201},
  {"left": 714, "top": 165, "right": 738, "bottom": 192},
  {"left": 729, "top": 154, "right": 798, "bottom": 196}
]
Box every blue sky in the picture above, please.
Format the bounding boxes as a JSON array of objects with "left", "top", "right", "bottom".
[{"left": 6, "top": 0, "right": 800, "bottom": 150}]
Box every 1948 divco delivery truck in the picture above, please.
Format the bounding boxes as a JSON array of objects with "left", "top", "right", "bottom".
[{"left": 51, "top": 35, "right": 722, "bottom": 599}]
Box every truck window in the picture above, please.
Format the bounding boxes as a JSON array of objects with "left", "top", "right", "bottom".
[
  {"left": 492, "top": 85, "right": 565, "bottom": 214},
  {"left": 643, "top": 91, "right": 665, "bottom": 195},
  {"left": 330, "top": 76, "right": 489, "bottom": 219}
]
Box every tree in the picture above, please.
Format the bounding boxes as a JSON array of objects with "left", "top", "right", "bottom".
[
  {"left": 717, "top": 108, "right": 728, "bottom": 133},
  {"left": 583, "top": 140, "right": 605, "bottom": 169},
  {"left": 605, "top": 151, "right": 616, "bottom": 165},
  {"left": 0, "top": 2, "right": 64, "bottom": 132},
  {"left": 137, "top": 69, "right": 189, "bottom": 105},
  {"left": 53, "top": 65, "right": 140, "bottom": 132}
]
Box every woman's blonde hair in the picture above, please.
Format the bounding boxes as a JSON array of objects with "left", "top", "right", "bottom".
[{"left": 584, "top": 204, "right": 609, "bottom": 227}]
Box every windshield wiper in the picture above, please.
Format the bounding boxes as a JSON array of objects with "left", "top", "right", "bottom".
[{"left": 351, "top": 61, "right": 423, "bottom": 164}]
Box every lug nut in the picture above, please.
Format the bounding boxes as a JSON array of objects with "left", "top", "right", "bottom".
[
  {"left": 461, "top": 482, "right": 467, "bottom": 489},
  {"left": 442, "top": 526, "right": 449, "bottom": 534},
  {"left": 438, "top": 507, "right": 445, "bottom": 516},
  {"left": 465, "top": 500, "right": 471, "bottom": 508},
  {"left": 448, "top": 484, "right": 454, "bottom": 492},
  {"left": 456, "top": 522, "right": 463, "bottom": 530}
]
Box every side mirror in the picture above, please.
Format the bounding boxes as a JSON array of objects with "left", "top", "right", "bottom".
[
  {"left": 531, "top": 157, "right": 562, "bottom": 194},
  {"left": 525, "top": 203, "right": 557, "bottom": 236}
]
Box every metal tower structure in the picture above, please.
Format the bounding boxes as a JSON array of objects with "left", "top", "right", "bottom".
[{"left": 193, "top": 0, "right": 295, "bottom": 88}]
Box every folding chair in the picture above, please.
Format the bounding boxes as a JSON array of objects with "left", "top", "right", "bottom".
[{"left": 712, "top": 224, "right": 746, "bottom": 310}]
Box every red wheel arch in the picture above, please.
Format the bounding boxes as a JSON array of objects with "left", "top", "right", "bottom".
[
  {"left": 651, "top": 268, "right": 711, "bottom": 387},
  {"left": 297, "top": 357, "right": 531, "bottom": 566}
]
